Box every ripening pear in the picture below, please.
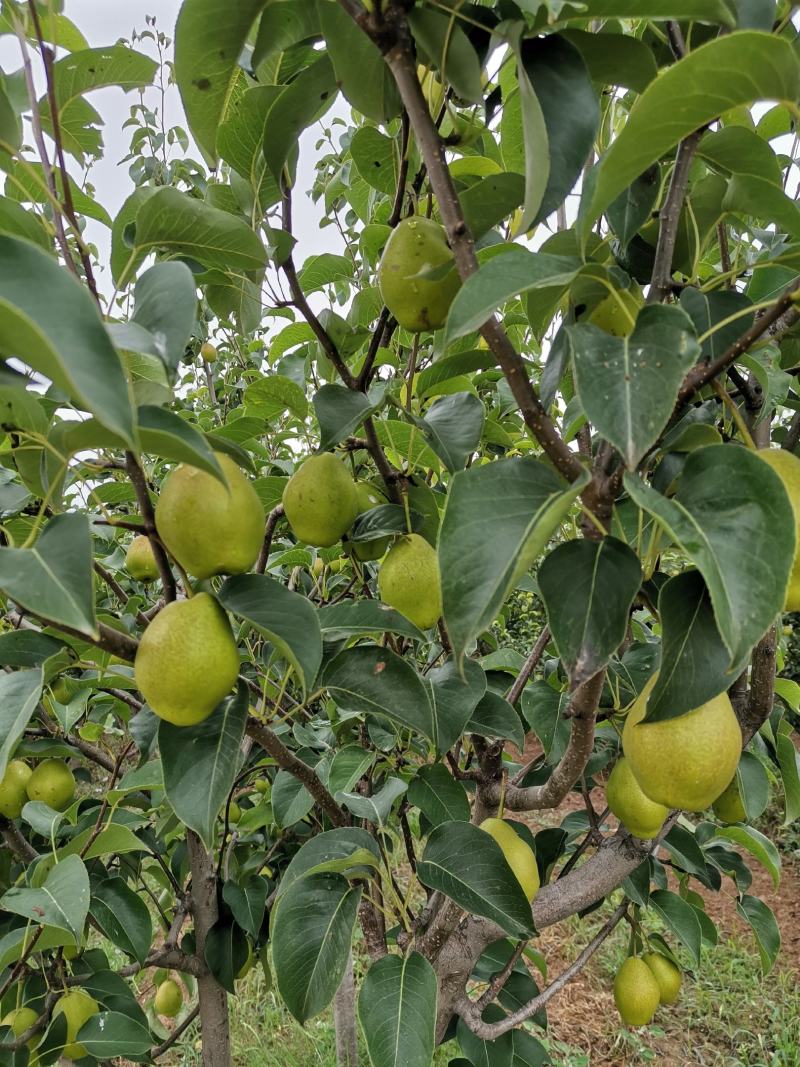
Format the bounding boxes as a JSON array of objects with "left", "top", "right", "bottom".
[
  {"left": 712, "top": 775, "right": 747, "bottom": 824},
  {"left": 134, "top": 593, "right": 240, "bottom": 727},
  {"left": 125, "top": 535, "right": 160, "bottom": 582},
  {"left": 154, "top": 979, "right": 182, "bottom": 1018},
  {"left": 613, "top": 957, "right": 660, "bottom": 1026},
  {"left": 758, "top": 448, "right": 800, "bottom": 610},
  {"left": 643, "top": 952, "right": 682, "bottom": 1005},
  {"left": 53, "top": 990, "right": 99, "bottom": 1060},
  {"left": 26, "top": 759, "right": 75, "bottom": 811},
  {"left": 585, "top": 285, "right": 643, "bottom": 337},
  {"left": 351, "top": 482, "right": 390, "bottom": 561},
  {"left": 622, "top": 674, "right": 741, "bottom": 811},
  {"left": 282, "top": 453, "right": 359, "bottom": 547},
  {"left": 480, "top": 818, "right": 540, "bottom": 901},
  {"left": 0, "top": 758, "right": 32, "bottom": 818},
  {"left": 606, "top": 757, "right": 668, "bottom": 839},
  {"left": 377, "top": 217, "right": 460, "bottom": 332},
  {"left": 2, "top": 1006, "right": 39, "bottom": 1050},
  {"left": 155, "top": 453, "right": 265, "bottom": 580},
  {"left": 200, "top": 341, "right": 218, "bottom": 363},
  {"left": 378, "top": 534, "right": 442, "bottom": 630}
]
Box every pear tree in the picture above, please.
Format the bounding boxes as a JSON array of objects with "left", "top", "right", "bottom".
[{"left": 1, "top": 3, "right": 800, "bottom": 1067}]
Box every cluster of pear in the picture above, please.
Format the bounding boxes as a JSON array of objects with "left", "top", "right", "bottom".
[
  {"left": 2, "top": 989, "right": 99, "bottom": 1063},
  {"left": 282, "top": 453, "right": 443, "bottom": 630},
  {"left": 614, "top": 952, "right": 682, "bottom": 1026},
  {"left": 0, "top": 757, "right": 75, "bottom": 818},
  {"left": 131, "top": 453, "right": 264, "bottom": 727}
]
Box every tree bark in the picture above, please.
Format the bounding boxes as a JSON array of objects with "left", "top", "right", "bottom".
[
  {"left": 333, "top": 952, "right": 358, "bottom": 1067},
  {"left": 187, "top": 832, "right": 231, "bottom": 1067}
]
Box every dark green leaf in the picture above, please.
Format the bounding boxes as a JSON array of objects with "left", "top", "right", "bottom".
[
  {"left": 314, "top": 384, "right": 376, "bottom": 451},
  {"left": 408, "top": 763, "right": 470, "bottom": 827},
  {"left": 461, "top": 173, "right": 525, "bottom": 241},
  {"left": 350, "top": 126, "right": 398, "bottom": 196},
  {"left": 521, "top": 683, "right": 571, "bottom": 762},
  {"left": 323, "top": 646, "right": 434, "bottom": 740},
  {"left": 328, "top": 746, "right": 375, "bottom": 795},
  {"left": 139, "top": 405, "right": 224, "bottom": 480},
  {"left": 89, "top": 876, "right": 152, "bottom": 964},
  {"left": 0, "top": 632, "right": 65, "bottom": 668},
  {"left": 427, "top": 657, "right": 487, "bottom": 754},
  {"left": 606, "top": 165, "right": 660, "bottom": 250},
  {"left": 409, "top": 7, "right": 483, "bottom": 103},
  {"left": 76, "top": 1012, "right": 152, "bottom": 1058},
  {"left": 336, "top": 777, "right": 407, "bottom": 825},
  {"left": 680, "top": 287, "right": 754, "bottom": 362},
  {"left": 457, "top": 1006, "right": 514, "bottom": 1067},
  {"left": 416, "top": 350, "right": 495, "bottom": 400},
  {"left": 649, "top": 888, "right": 702, "bottom": 965},
  {"left": 359, "top": 952, "right": 437, "bottom": 1067},
  {"left": 737, "top": 751, "right": 771, "bottom": 822},
  {"left": 223, "top": 876, "right": 269, "bottom": 941},
  {"left": 272, "top": 769, "right": 314, "bottom": 828},
  {"left": 131, "top": 262, "right": 197, "bottom": 379},
  {"left": 714, "top": 825, "right": 780, "bottom": 888},
  {"left": 278, "top": 827, "right": 381, "bottom": 899},
  {"left": 1, "top": 855, "right": 89, "bottom": 941},
  {"left": 263, "top": 54, "right": 337, "bottom": 182},
  {"left": 561, "top": 29, "right": 658, "bottom": 93},
  {"left": 205, "top": 919, "right": 249, "bottom": 993},
  {"left": 318, "top": 1, "right": 399, "bottom": 123},
  {"left": 318, "top": 601, "right": 426, "bottom": 642},
  {"left": 468, "top": 691, "right": 525, "bottom": 751},
  {"left": 776, "top": 728, "right": 800, "bottom": 825},
  {"left": 737, "top": 893, "right": 780, "bottom": 973},
  {"left": 407, "top": 392, "right": 485, "bottom": 473},
  {"left": 0, "top": 668, "right": 43, "bottom": 778}
]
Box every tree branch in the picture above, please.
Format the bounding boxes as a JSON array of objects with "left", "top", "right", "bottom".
[
  {"left": 740, "top": 626, "right": 776, "bottom": 743},
  {"left": 0, "top": 817, "right": 38, "bottom": 861},
  {"left": 646, "top": 129, "right": 703, "bottom": 304},
  {"left": 255, "top": 504, "right": 285, "bottom": 574},
  {"left": 506, "top": 627, "right": 550, "bottom": 707},
  {"left": 152, "top": 1006, "right": 200, "bottom": 1059},
  {"left": 5, "top": 608, "right": 139, "bottom": 663}
]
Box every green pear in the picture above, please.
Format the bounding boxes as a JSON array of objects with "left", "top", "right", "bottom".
[
  {"left": 585, "top": 285, "right": 643, "bottom": 337},
  {"left": 228, "top": 801, "right": 241, "bottom": 824},
  {"left": 155, "top": 453, "right": 265, "bottom": 580},
  {"left": 642, "top": 952, "right": 682, "bottom": 1005},
  {"left": 53, "top": 990, "right": 99, "bottom": 1060},
  {"left": 758, "top": 448, "right": 800, "bottom": 610},
  {"left": 282, "top": 453, "right": 359, "bottom": 547},
  {"left": 154, "top": 978, "right": 182, "bottom": 1018},
  {"left": 377, "top": 217, "right": 461, "bottom": 332},
  {"left": 622, "top": 674, "right": 741, "bottom": 811},
  {"left": 26, "top": 759, "right": 75, "bottom": 811},
  {"left": 134, "top": 593, "right": 240, "bottom": 727},
  {"left": 613, "top": 956, "right": 660, "bottom": 1026},
  {"left": 0, "top": 758, "right": 32, "bottom": 818},
  {"left": 712, "top": 775, "right": 747, "bottom": 824},
  {"left": 200, "top": 341, "right": 218, "bottom": 363},
  {"left": 125, "top": 535, "right": 160, "bottom": 582},
  {"left": 378, "top": 534, "right": 442, "bottom": 630},
  {"left": 606, "top": 757, "right": 668, "bottom": 839},
  {"left": 480, "top": 818, "right": 540, "bottom": 901},
  {"left": 351, "top": 482, "right": 390, "bottom": 561},
  {"left": 2, "top": 1006, "right": 39, "bottom": 1050}
]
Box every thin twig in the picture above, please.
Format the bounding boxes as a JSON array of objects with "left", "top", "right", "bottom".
[
  {"left": 255, "top": 504, "right": 285, "bottom": 574},
  {"left": 507, "top": 627, "right": 550, "bottom": 706}
]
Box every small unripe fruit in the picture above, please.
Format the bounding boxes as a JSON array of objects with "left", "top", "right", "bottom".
[
  {"left": 154, "top": 979, "right": 182, "bottom": 1018},
  {"left": 228, "top": 801, "right": 241, "bottom": 824},
  {"left": 200, "top": 341, "right": 218, "bottom": 363},
  {"left": 125, "top": 535, "right": 160, "bottom": 582},
  {"left": 282, "top": 454, "right": 359, "bottom": 548},
  {"left": 2, "top": 1006, "right": 39, "bottom": 1050},
  {"left": 0, "top": 759, "right": 32, "bottom": 818}
]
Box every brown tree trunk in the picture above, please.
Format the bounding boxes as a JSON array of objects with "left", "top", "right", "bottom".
[
  {"left": 333, "top": 952, "right": 358, "bottom": 1067},
  {"left": 187, "top": 831, "right": 231, "bottom": 1067}
]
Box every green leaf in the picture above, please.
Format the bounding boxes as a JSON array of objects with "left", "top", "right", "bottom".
[
  {"left": 138, "top": 406, "right": 224, "bottom": 480},
  {"left": 278, "top": 827, "right": 381, "bottom": 899},
  {"left": 253, "top": 1, "right": 320, "bottom": 67},
  {"left": 110, "top": 186, "right": 157, "bottom": 285},
  {"left": 174, "top": 0, "right": 269, "bottom": 163},
  {"left": 468, "top": 691, "right": 525, "bottom": 750},
  {"left": 89, "top": 876, "right": 152, "bottom": 965},
  {"left": 606, "top": 165, "right": 660, "bottom": 251},
  {"left": 0, "top": 631, "right": 65, "bottom": 668},
  {"left": 407, "top": 392, "right": 485, "bottom": 474},
  {"left": 444, "top": 249, "right": 580, "bottom": 347},
  {"left": 416, "top": 350, "right": 495, "bottom": 399},
  {"left": 776, "top": 728, "right": 800, "bottom": 826},
  {"left": 217, "top": 84, "right": 282, "bottom": 210},
  {"left": 408, "top": 763, "right": 470, "bottom": 827},
  {"left": 538, "top": 536, "right": 641, "bottom": 686},
  {"left": 1, "top": 855, "right": 89, "bottom": 941},
  {"left": 649, "top": 888, "right": 702, "bottom": 965},
  {"left": 0, "top": 513, "right": 97, "bottom": 637},
  {"left": 0, "top": 235, "right": 135, "bottom": 445},
  {"left": 159, "top": 683, "right": 249, "bottom": 848},
  {"left": 715, "top": 825, "right": 780, "bottom": 888},
  {"left": 205, "top": 918, "right": 249, "bottom": 993},
  {"left": 680, "top": 286, "right": 754, "bottom": 362},
  {"left": 245, "top": 374, "right": 308, "bottom": 421},
  {"left": 0, "top": 194, "right": 51, "bottom": 248},
  {"left": 350, "top": 505, "right": 418, "bottom": 543},
  {"left": 645, "top": 570, "right": 739, "bottom": 723},
  {"left": 737, "top": 751, "right": 771, "bottom": 822},
  {"left": 272, "top": 768, "right": 314, "bottom": 828},
  {"left": 623, "top": 445, "right": 795, "bottom": 668},
  {"left": 460, "top": 174, "right": 525, "bottom": 242},
  {"left": 579, "top": 32, "right": 800, "bottom": 239},
  {"left": 60, "top": 824, "right": 147, "bottom": 861},
  {"left": 328, "top": 746, "right": 375, "bottom": 795},
  {"left": 223, "top": 876, "right": 269, "bottom": 941},
  {"left": 509, "top": 29, "right": 549, "bottom": 233},
  {"left": 418, "top": 821, "right": 535, "bottom": 938},
  {"left": 567, "top": 0, "right": 735, "bottom": 17},
  {"left": 314, "top": 384, "right": 376, "bottom": 451},
  {"left": 427, "top": 657, "right": 487, "bottom": 754},
  {"left": 560, "top": 29, "right": 658, "bottom": 93},
  {"left": 218, "top": 575, "right": 322, "bottom": 697},
  {"left": 131, "top": 263, "right": 197, "bottom": 379},
  {"left": 263, "top": 53, "right": 337, "bottom": 182},
  {"left": 272, "top": 872, "right": 361, "bottom": 1024},
  {"left": 0, "top": 668, "right": 43, "bottom": 779},
  {"left": 323, "top": 646, "right": 434, "bottom": 740},
  {"left": 736, "top": 893, "right": 780, "bottom": 973},
  {"left": 76, "top": 1012, "right": 153, "bottom": 1058},
  {"left": 317, "top": 1, "right": 400, "bottom": 123},
  {"left": 458, "top": 1008, "right": 514, "bottom": 1067},
  {"left": 318, "top": 601, "right": 427, "bottom": 642},
  {"left": 350, "top": 126, "right": 398, "bottom": 196},
  {"left": 409, "top": 7, "right": 483, "bottom": 104},
  {"left": 336, "top": 777, "right": 408, "bottom": 825},
  {"left": 569, "top": 305, "right": 701, "bottom": 468},
  {"left": 439, "top": 456, "right": 589, "bottom": 659},
  {"left": 359, "top": 952, "right": 437, "bottom": 1067}
]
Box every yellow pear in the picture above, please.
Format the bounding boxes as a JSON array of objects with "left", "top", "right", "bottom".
[
  {"left": 606, "top": 757, "right": 668, "bottom": 839},
  {"left": 154, "top": 979, "right": 182, "bottom": 1018},
  {"left": 378, "top": 534, "right": 442, "bottom": 630},
  {"left": 2, "top": 1006, "right": 39, "bottom": 1050},
  {"left": 200, "top": 341, "right": 218, "bottom": 363},
  {"left": 155, "top": 453, "right": 265, "bottom": 580},
  {"left": 134, "top": 593, "right": 240, "bottom": 726},
  {"left": 758, "top": 448, "right": 800, "bottom": 610},
  {"left": 480, "top": 817, "right": 540, "bottom": 902},
  {"left": 125, "top": 535, "right": 160, "bottom": 582},
  {"left": 712, "top": 775, "right": 747, "bottom": 824},
  {"left": 623, "top": 675, "right": 741, "bottom": 811},
  {"left": 282, "top": 453, "right": 359, "bottom": 548},
  {"left": 642, "top": 952, "right": 682, "bottom": 1005},
  {"left": 53, "top": 990, "right": 99, "bottom": 1060},
  {"left": 585, "top": 285, "right": 643, "bottom": 337},
  {"left": 613, "top": 957, "right": 660, "bottom": 1026},
  {"left": 0, "top": 758, "right": 32, "bottom": 818},
  {"left": 351, "top": 482, "right": 390, "bottom": 561},
  {"left": 26, "top": 759, "right": 75, "bottom": 811},
  {"left": 378, "top": 217, "right": 461, "bottom": 332}
]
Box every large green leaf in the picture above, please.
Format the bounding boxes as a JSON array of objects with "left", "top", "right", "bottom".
[
  {"left": 538, "top": 537, "right": 641, "bottom": 686},
  {"left": 323, "top": 646, "right": 434, "bottom": 740},
  {"left": 427, "top": 657, "right": 487, "bottom": 754},
  {"left": 409, "top": 7, "right": 483, "bottom": 104},
  {"left": 75, "top": 1013, "right": 153, "bottom": 1059},
  {"left": 569, "top": 305, "right": 701, "bottom": 468},
  {"left": 272, "top": 872, "right": 361, "bottom": 1024},
  {"left": 564, "top": 0, "right": 735, "bottom": 17},
  {"left": 460, "top": 174, "right": 525, "bottom": 242},
  {"left": 217, "top": 85, "right": 282, "bottom": 210},
  {"left": 560, "top": 29, "right": 658, "bottom": 93},
  {"left": 509, "top": 28, "right": 548, "bottom": 232},
  {"left": 468, "top": 691, "right": 525, "bottom": 750},
  {"left": 407, "top": 393, "right": 485, "bottom": 474},
  {"left": 336, "top": 777, "right": 408, "bottom": 826},
  {"left": 359, "top": 953, "right": 437, "bottom": 1067},
  {"left": 223, "top": 876, "right": 269, "bottom": 941},
  {"left": 715, "top": 825, "right": 780, "bottom": 888},
  {"left": 278, "top": 827, "right": 381, "bottom": 899},
  {"left": 1, "top": 855, "right": 89, "bottom": 941},
  {"left": 218, "top": 575, "right": 322, "bottom": 697},
  {"left": 0, "top": 668, "right": 43, "bottom": 779},
  {"left": 262, "top": 53, "right": 338, "bottom": 182},
  {"left": 159, "top": 683, "right": 249, "bottom": 848},
  {"left": 624, "top": 445, "right": 794, "bottom": 667},
  {"left": 0, "top": 513, "right": 97, "bottom": 636},
  {"left": 737, "top": 893, "right": 780, "bottom": 973},
  {"left": 649, "top": 889, "right": 702, "bottom": 966},
  {"left": 314, "top": 384, "right": 377, "bottom": 451},
  {"left": 439, "top": 456, "right": 589, "bottom": 659},
  {"left": 89, "top": 876, "right": 152, "bottom": 965},
  {"left": 407, "top": 764, "right": 470, "bottom": 828},
  {"left": 317, "top": 601, "right": 426, "bottom": 642},
  {"left": 174, "top": 0, "right": 269, "bottom": 163},
  {"left": 580, "top": 32, "right": 800, "bottom": 238},
  {"left": 417, "top": 821, "right": 535, "bottom": 938},
  {"left": 131, "top": 262, "right": 197, "bottom": 379},
  {"left": 319, "top": 1, "right": 400, "bottom": 123},
  {"left": 0, "top": 235, "right": 135, "bottom": 446}
]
